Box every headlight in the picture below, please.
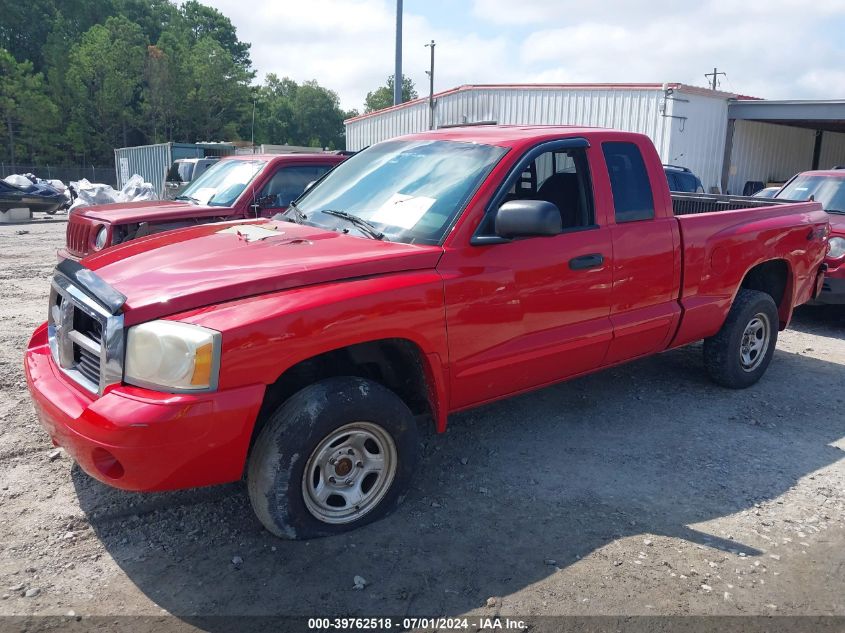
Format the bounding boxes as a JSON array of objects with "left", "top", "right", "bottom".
[
  {"left": 94, "top": 226, "right": 108, "bottom": 250},
  {"left": 124, "top": 321, "right": 221, "bottom": 392},
  {"left": 828, "top": 237, "right": 845, "bottom": 259}
]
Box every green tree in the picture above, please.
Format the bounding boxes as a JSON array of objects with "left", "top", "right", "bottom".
[
  {"left": 0, "top": 0, "right": 355, "bottom": 164},
  {"left": 252, "top": 76, "right": 348, "bottom": 148},
  {"left": 180, "top": 1, "right": 251, "bottom": 70},
  {"left": 114, "top": 0, "right": 179, "bottom": 44},
  {"left": 253, "top": 73, "right": 298, "bottom": 144},
  {"left": 292, "top": 81, "right": 345, "bottom": 148},
  {"left": 364, "top": 75, "right": 417, "bottom": 112},
  {"left": 184, "top": 37, "right": 252, "bottom": 141},
  {"left": 66, "top": 16, "right": 148, "bottom": 161},
  {"left": 0, "top": 0, "right": 57, "bottom": 72},
  {"left": 0, "top": 49, "right": 60, "bottom": 167}
]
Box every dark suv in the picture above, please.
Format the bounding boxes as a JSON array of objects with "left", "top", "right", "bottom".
[{"left": 664, "top": 165, "right": 705, "bottom": 193}]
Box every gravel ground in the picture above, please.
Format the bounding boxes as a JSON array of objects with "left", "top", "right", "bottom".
[{"left": 0, "top": 218, "right": 843, "bottom": 627}]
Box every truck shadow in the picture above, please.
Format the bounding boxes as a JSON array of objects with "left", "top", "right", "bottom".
[
  {"left": 788, "top": 305, "right": 845, "bottom": 334},
  {"left": 72, "top": 346, "right": 845, "bottom": 625}
]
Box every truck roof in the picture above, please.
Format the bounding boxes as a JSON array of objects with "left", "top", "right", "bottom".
[
  {"left": 398, "top": 125, "right": 649, "bottom": 149},
  {"left": 793, "top": 169, "right": 845, "bottom": 178},
  {"left": 219, "top": 153, "right": 346, "bottom": 163}
]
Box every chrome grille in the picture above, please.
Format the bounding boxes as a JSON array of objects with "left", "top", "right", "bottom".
[{"left": 48, "top": 276, "right": 124, "bottom": 395}]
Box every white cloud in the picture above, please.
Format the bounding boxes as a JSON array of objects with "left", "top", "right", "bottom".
[
  {"left": 194, "top": 0, "right": 517, "bottom": 110},
  {"left": 194, "top": 0, "right": 845, "bottom": 109}
]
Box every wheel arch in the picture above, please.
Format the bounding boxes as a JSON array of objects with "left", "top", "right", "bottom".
[
  {"left": 250, "top": 337, "right": 447, "bottom": 457},
  {"left": 738, "top": 258, "right": 793, "bottom": 329}
]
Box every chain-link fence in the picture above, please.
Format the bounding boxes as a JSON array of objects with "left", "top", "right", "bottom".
[{"left": 0, "top": 164, "right": 116, "bottom": 188}]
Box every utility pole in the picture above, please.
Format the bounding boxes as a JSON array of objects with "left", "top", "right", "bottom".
[
  {"left": 425, "top": 40, "right": 435, "bottom": 130},
  {"left": 705, "top": 67, "right": 726, "bottom": 90},
  {"left": 394, "top": 0, "right": 403, "bottom": 106}
]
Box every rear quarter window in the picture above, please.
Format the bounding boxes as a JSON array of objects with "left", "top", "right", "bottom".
[{"left": 602, "top": 142, "right": 655, "bottom": 222}]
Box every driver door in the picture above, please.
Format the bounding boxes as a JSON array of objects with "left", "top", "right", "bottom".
[{"left": 440, "top": 141, "right": 614, "bottom": 409}]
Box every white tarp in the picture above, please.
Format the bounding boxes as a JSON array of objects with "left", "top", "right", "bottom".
[
  {"left": 3, "top": 174, "right": 33, "bottom": 188},
  {"left": 68, "top": 174, "right": 157, "bottom": 212}
]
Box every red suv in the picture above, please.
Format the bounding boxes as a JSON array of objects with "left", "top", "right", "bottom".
[{"left": 61, "top": 153, "right": 346, "bottom": 261}]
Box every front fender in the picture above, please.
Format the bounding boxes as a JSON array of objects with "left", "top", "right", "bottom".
[{"left": 172, "top": 270, "right": 450, "bottom": 428}]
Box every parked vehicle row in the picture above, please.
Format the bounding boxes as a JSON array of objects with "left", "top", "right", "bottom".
[
  {"left": 26, "top": 126, "right": 830, "bottom": 538},
  {"left": 60, "top": 153, "right": 345, "bottom": 260},
  {"left": 773, "top": 168, "right": 845, "bottom": 304},
  {"left": 163, "top": 157, "right": 220, "bottom": 200}
]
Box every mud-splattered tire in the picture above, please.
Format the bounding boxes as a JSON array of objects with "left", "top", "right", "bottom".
[
  {"left": 703, "top": 289, "right": 779, "bottom": 389},
  {"left": 247, "top": 377, "right": 418, "bottom": 539}
]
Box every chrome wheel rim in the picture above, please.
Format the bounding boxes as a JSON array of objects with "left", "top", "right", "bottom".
[
  {"left": 302, "top": 421, "right": 397, "bottom": 524},
  {"left": 739, "top": 312, "right": 770, "bottom": 372}
]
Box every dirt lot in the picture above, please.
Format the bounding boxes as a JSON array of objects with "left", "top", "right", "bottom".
[{"left": 0, "top": 218, "right": 843, "bottom": 627}]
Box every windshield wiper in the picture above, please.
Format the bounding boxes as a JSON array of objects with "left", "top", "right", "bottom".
[
  {"left": 175, "top": 194, "right": 200, "bottom": 204},
  {"left": 320, "top": 209, "right": 385, "bottom": 240}
]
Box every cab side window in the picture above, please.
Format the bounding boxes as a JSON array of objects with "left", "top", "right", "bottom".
[
  {"left": 602, "top": 142, "right": 655, "bottom": 222},
  {"left": 499, "top": 148, "right": 595, "bottom": 230},
  {"left": 259, "top": 165, "right": 332, "bottom": 208}
]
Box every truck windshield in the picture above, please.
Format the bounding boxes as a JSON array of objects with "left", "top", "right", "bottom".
[
  {"left": 777, "top": 175, "right": 845, "bottom": 213},
  {"left": 178, "top": 159, "right": 266, "bottom": 207},
  {"left": 291, "top": 139, "right": 508, "bottom": 244}
]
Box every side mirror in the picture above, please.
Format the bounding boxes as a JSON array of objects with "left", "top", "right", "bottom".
[{"left": 494, "top": 199, "right": 562, "bottom": 239}]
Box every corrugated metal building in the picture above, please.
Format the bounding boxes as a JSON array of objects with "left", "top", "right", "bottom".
[
  {"left": 345, "top": 84, "right": 845, "bottom": 194},
  {"left": 114, "top": 142, "right": 235, "bottom": 195}
]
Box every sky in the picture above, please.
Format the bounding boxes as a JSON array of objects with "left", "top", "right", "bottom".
[{"left": 196, "top": 0, "right": 845, "bottom": 112}]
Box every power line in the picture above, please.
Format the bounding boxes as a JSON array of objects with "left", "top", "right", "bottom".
[{"left": 705, "top": 67, "right": 727, "bottom": 90}]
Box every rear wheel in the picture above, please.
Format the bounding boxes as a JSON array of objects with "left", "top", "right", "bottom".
[
  {"left": 247, "top": 377, "right": 418, "bottom": 539},
  {"left": 703, "top": 289, "right": 778, "bottom": 389}
]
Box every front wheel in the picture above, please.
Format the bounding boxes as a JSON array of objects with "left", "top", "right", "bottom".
[
  {"left": 703, "top": 289, "right": 779, "bottom": 389},
  {"left": 247, "top": 377, "right": 418, "bottom": 539}
]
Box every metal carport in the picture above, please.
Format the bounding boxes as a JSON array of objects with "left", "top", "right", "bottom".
[{"left": 722, "top": 100, "right": 845, "bottom": 193}]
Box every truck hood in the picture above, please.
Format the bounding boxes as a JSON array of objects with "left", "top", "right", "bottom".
[
  {"left": 81, "top": 220, "right": 443, "bottom": 325},
  {"left": 78, "top": 200, "right": 232, "bottom": 224}
]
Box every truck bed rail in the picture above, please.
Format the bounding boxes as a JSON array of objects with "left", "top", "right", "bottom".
[{"left": 672, "top": 193, "right": 795, "bottom": 216}]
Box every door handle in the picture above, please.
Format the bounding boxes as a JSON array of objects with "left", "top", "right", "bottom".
[{"left": 569, "top": 253, "right": 605, "bottom": 270}]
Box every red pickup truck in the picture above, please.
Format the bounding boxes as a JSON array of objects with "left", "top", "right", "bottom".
[
  {"left": 60, "top": 153, "right": 346, "bottom": 260},
  {"left": 26, "top": 126, "right": 828, "bottom": 539}
]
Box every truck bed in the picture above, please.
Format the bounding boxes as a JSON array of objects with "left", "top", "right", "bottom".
[
  {"left": 671, "top": 193, "right": 796, "bottom": 216},
  {"left": 669, "top": 195, "right": 827, "bottom": 349}
]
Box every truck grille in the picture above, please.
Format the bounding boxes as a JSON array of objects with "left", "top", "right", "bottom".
[
  {"left": 48, "top": 275, "right": 123, "bottom": 395},
  {"left": 66, "top": 216, "right": 95, "bottom": 258}
]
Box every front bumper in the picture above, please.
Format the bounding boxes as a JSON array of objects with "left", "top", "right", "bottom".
[
  {"left": 25, "top": 323, "right": 265, "bottom": 492},
  {"left": 56, "top": 248, "right": 80, "bottom": 262}
]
